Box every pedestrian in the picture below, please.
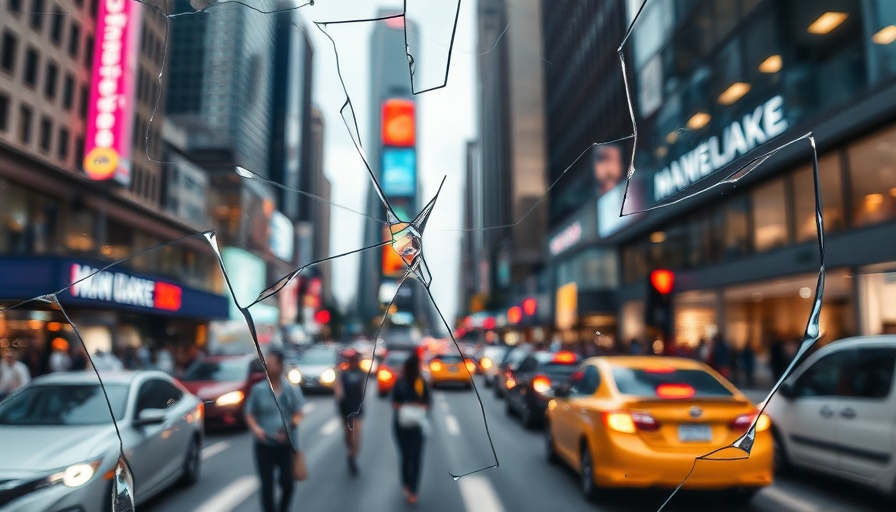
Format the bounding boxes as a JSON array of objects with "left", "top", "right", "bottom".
[
  {"left": 710, "top": 334, "right": 731, "bottom": 379},
  {"left": 48, "top": 337, "right": 72, "bottom": 373},
  {"left": 335, "top": 349, "right": 366, "bottom": 476},
  {"left": 245, "top": 349, "right": 305, "bottom": 512},
  {"left": 0, "top": 348, "right": 31, "bottom": 400},
  {"left": 391, "top": 354, "right": 431, "bottom": 505},
  {"left": 740, "top": 342, "right": 756, "bottom": 388}
]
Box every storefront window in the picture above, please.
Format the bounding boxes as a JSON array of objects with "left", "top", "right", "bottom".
[
  {"left": 65, "top": 207, "right": 96, "bottom": 254},
  {"left": 848, "top": 124, "right": 896, "bottom": 228},
  {"left": 0, "top": 181, "right": 28, "bottom": 254},
  {"left": 721, "top": 194, "right": 750, "bottom": 257},
  {"left": 792, "top": 153, "right": 844, "bottom": 242},
  {"left": 103, "top": 218, "right": 134, "bottom": 261},
  {"left": 752, "top": 178, "right": 789, "bottom": 251}
]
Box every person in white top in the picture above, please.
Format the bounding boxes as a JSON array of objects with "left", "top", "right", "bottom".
[{"left": 0, "top": 349, "right": 31, "bottom": 399}]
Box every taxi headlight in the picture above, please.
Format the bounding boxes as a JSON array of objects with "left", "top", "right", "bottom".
[
  {"left": 320, "top": 369, "right": 336, "bottom": 384},
  {"left": 288, "top": 368, "right": 302, "bottom": 384},
  {"left": 49, "top": 460, "right": 102, "bottom": 488},
  {"left": 215, "top": 390, "right": 245, "bottom": 407}
]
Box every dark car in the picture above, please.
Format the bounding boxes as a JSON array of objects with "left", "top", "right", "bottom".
[
  {"left": 478, "top": 345, "right": 510, "bottom": 386},
  {"left": 504, "top": 350, "right": 581, "bottom": 428},
  {"left": 493, "top": 344, "right": 534, "bottom": 399},
  {"left": 179, "top": 354, "right": 266, "bottom": 429}
]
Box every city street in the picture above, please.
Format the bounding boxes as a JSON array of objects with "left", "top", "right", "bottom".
[{"left": 144, "top": 378, "right": 893, "bottom": 512}]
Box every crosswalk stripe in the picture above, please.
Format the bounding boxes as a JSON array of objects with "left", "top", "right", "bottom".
[
  {"left": 200, "top": 441, "right": 230, "bottom": 461},
  {"left": 444, "top": 414, "right": 460, "bottom": 436},
  {"left": 459, "top": 475, "right": 505, "bottom": 512},
  {"left": 193, "top": 475, "right": 258, "bottom": 512}
]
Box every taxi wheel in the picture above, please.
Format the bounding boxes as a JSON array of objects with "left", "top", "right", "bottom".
[
  {"left": 544, "top": 423, "right": 560, "bottom": 464},
  {"left": 771, "top": 428, "right": 791, "bottom": 474},
  {"left": 580, "top": 444, "right": 599, "bottom": 501},
  {"left": 179, "top": 436, "right": 201, "bottom": 486}
]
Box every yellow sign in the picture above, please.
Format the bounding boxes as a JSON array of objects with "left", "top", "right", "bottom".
[
  {"left": 555, "top": 283, "right": 577, "bottom": 330},
  {"left": 83, "top": 147, "right": 119, "bottom": 180}
]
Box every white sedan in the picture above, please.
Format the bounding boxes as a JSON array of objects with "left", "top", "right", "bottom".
[
  {"left": 766, "top": 335, "right": 896, "bottom": 498},
  {"left": 0, "top": 370, "right": 204, "bottom": 511}
]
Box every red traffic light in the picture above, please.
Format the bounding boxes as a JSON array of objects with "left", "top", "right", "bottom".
[
  {"left": 650, "top": 269, "right": 675, "bottom": 295},
  {"left": 381, "top": 99, "right": 415, "bottom": 147},
  {"left": 507, "top": 306, "right": 522, "bottom": 325},
  {"left": 314, "top": 309, "right": 331, "bottom": 324},
  {"left": 522, "top": 298, "right": 537, "bottom": 316}
]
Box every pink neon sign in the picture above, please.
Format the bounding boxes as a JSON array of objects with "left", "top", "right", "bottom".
[{"left": 83, "top": 0, "right": 141, "bottom": 185}]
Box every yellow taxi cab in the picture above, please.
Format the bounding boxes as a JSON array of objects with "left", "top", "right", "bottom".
[
  {"left": 428, "top": 353, "right": 476, "bottom": 389},
  {"left": 545, "top": 356, "right": 772, "bottom": 503}
]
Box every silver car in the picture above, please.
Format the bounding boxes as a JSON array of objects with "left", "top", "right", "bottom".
[{"left": 0, "top": 370, "right": 203, "bottom": 511}]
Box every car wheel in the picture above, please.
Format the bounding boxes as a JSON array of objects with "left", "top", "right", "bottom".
[
  {"left": 580, "top": 443, "right": 598, "bottom": 502},
  {"left": 771, "top": 428, "right": 790, "bottom": 475},
  {"left": 545, "top": 422, "right": 560, "bottom": 464},
  {"left": 505, "top": 396, "right": 515, "bottom": 417},
  {"left": 179, "top": 436, "right": 201, "bottom": 486}
]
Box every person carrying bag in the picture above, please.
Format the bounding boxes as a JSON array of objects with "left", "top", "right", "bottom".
[{"left": 391, "top": 354, "right": 431, "bottom": 505}]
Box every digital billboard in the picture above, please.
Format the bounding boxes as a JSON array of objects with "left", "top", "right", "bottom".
[
  {"left": 83, "top": 0, "right": 141, "bottom": 185},
  {"left": 381, "top": 98, "right": 415, "bottom": 147},
  {"left": 382, "top": 148, "right": 416, "bottom": 197}
]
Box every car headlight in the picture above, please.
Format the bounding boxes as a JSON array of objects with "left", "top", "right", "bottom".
[
  {"left": 288, "top": 368, "right": 302, "bottom": 384},
  {"left": 320, "top": 369, "right": 336, "bottom": 384},
  {"left": 215, "top": 390, "right": 245, "bottom": 407},
  {"left": 49, "top": 460, "right": 102, "bottom": 488}
]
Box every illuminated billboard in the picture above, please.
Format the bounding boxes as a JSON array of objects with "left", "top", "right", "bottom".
[
  {"left": 381, "top": 148, "right": 416, "bottom": 197},
  {"left": 83, "top": 0, "right": 141, "bottom": 185},
  {"left": 381, "top": 99, "right": 415, "bottom": 147}
]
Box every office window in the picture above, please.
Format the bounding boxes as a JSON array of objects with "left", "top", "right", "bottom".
[
  {"left": 793, "top": 154, "right": 844, "bottom": 242},
  {"left": 7, "top": 0, "right": 23, "bottom": 13},
  {"left": 18, "top": 105, "right": 33, "bottom": 144},
  {"left": 39, "top": 116, "right": 52, "bottom": 152},
  {"left": 78, "top": 83, "right": 88, "bottom": 118},
  {"left": 57, "top": 126, "right": 69, "bottom": 159},
  {"left": 84, "top": 35, "right": 93, "bottom": 68},
  {"left": 0, "top": 93, "right": 9, "bottom": 132},
  {"left": 720, "top": 195, "right": 750, "bottom": 258},
  {"left": 50, "top": 6, "right": 64, "bottom": 43},
  {"left": 67, "top": 22, "right": 80, "bottom": 58},
  {"left": 23, "top": 47, "right": 38, "bottom": 86},
  {"left": 1, "top": 32, "right": 17, "bottom": 73},
  {"left": 44, "top": 61, "right": 58, "bottom": 99},
  {"left": 752, "top": 178, "right": 789, "bottom": 251},
  {"left": 848, "top": 124, "right": 896, "bottom": 227},
  {"left": 62, "top": 73, "right": 74, "bottom": 109},
  {"left": 29, "top": 0, "right": 44, "bottom": 32}
]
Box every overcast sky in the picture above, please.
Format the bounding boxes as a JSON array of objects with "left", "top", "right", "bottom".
[{"left": 299, "top": 1, "right": 479, "bottom": 324}]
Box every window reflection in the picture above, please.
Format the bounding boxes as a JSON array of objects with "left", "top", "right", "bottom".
[
  {"left": 848, "top": 124, "right": 896, "bottom": 227},
  {"left": 752, "top": 178, "right": 788, "bottom": 252}
]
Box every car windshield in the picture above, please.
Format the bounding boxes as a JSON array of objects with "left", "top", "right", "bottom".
[
  {"left": 0, "top": 384, "right": 129, "bottom": 425},
  {"left": 296, "top": 350, "right": 337, "bottom": 365},
  {"left": 435, "top": 354, "right": 464, "bottom": 364},
  {"left": 611, "top": 367, "right": 734, "bottom": 399},
  {"left": 181, "top": 359, "right": 250, "bottom": 382},
  {"left": 384, "top": 351, "right": 412, "bottom": 367}
]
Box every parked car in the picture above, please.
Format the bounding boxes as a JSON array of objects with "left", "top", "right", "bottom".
[
  {"left": 765, "top": 335, "right": 896, "bottom": 498},
  {"left": 179, "top": 354, "right": 265, "bottom": 429},
  {"left": 504, "top": 350, "right": 580, "bottom": 428},
  {"left": 286, "top": 346, "right": 340, "bottom": 394},
  {"left": 545, "top": 356, "right": 772, "bottom": 502},
  {"left": 0, "top": 371, "right": 203, "bottom": 511},
  {"left": 493, "top": 344, "right": 534, "bottom": 399},
  {"left": 478, "top": 345, "right": 509, "bottom": 386}
]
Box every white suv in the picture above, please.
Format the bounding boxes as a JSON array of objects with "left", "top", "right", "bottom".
[{"left": 766, "top": 335, "right": 896, "bottom": 498}]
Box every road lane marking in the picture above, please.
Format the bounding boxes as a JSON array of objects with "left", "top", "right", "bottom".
[
  {"left": 439, "top": 402, "right": 450, "bottom": 413},
  {"left": 193, "top": 475, "right": 258, "bottom": 512},
  {"left": 302, "top": 402, "right": 316, "bottom": 414},
  {"left": 320, "top": 417, "right": 340, "bottom": 436},
  {"left": 758, "top": 486, "right": 817, "bottom": 512},
  {"left": 200, "top": 441, "right": 230, "bottom": 461},
  {"left": 459, "top": 475, "right": 504, "bottom": 512},
  {"left": 444, "top": 414, "right": 460, "bottom": 436}
]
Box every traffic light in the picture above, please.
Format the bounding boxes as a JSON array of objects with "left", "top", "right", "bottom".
[
  {"left": 314, "top": 309, "right": 331, "bottom": 325},
  {"left": 645, "top": 269, "right": 674, "bottom": 338}
]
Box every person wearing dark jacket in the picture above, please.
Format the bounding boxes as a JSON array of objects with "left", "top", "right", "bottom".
[
  {"left": 335, "top": 349, "right": 366, "bottom": 475},
  {"left": 391, "top": 354, "right": 431, "bottom": 505}
]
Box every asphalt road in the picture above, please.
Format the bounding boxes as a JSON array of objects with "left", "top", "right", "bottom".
[{"left": 144, "top": 378, "right": 894, "bottom": 512}]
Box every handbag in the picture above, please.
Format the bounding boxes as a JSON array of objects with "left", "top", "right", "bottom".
[
  {"left": 292, "top": 450, "right": 308, "bottom": 481},
  {"left": 397, "top": 404, "right": 431, "bottom": 437}
]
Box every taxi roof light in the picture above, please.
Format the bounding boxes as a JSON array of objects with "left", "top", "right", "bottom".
[{"left": 552, "top": 351, "right": 577, "bottom": 364}]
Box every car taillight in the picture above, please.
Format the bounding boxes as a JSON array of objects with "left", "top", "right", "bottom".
[
  {"left": 465, "top": 360, "right": 476, "bottom": 373},
  {"left": 480, "top": 357, "right": 493, "bottom": 370},
  {"left": 731, "top": 412, "right": 771, "bottom": 432},
  {"left": 505, "top": 372, "right": 516, "bottom": 389},
  {"left": 531, "top": 375, "right": 552, "bottom": 394},
  {"left": 604, "top": 411, "right": 660, "bottom": 433},
  {"left": 378, "top": 369, "right": 393, "bottom": 381},
  {"left": 430, "top": 360, "right": 443, "bottom": 372}
]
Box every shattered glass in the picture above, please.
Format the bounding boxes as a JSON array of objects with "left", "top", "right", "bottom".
[{"left": 1, "top": 0, "right": 893, "bottom": 510}]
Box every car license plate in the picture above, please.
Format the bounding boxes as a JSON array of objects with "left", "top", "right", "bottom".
[
  {"left": 449, "top": 365, "right": 459, "bottom": 372},
  {"left": 678, "top": 424, "right": 712, "bottom": 442}
]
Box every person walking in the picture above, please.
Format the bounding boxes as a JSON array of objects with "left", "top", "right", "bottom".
[
  {"left": 0, "top": 349, "right": 31, "bottom": 400},
  {"left": 391, "top": 354, "right": 431, "bottom": 505},
  {"left": 335, "top": 349, "right": 366, "bottom": 476},
  {"left": 245, "top": 349, "right": 305, "bottom": 512}
]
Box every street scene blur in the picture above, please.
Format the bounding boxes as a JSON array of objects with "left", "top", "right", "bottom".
[{"left": 1, "top": 0, "right": 896, "bottom": 511}]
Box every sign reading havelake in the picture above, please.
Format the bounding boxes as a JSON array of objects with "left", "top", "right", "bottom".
[{"left": 83, "top": 0, "right": 141, "bottom": 185}]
